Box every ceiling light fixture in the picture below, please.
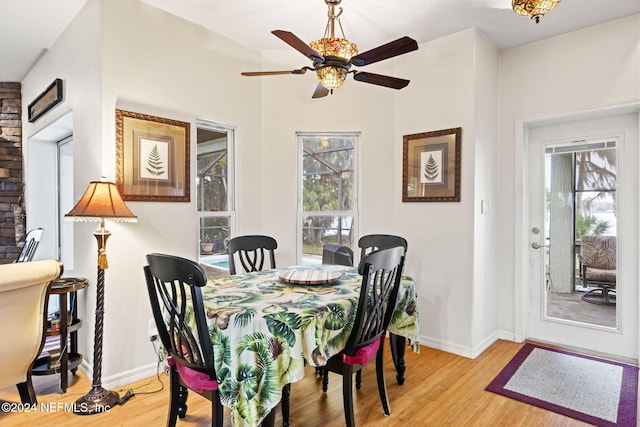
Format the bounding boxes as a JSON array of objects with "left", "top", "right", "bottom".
[
  {"left": 512, "top": 0, "right": 561, "bottom": 23},
  {"left": 311, "top": 0, "right": 358, "bottom": 91},
  {"left": 241, "top": 0, "right": 418, "bottom": 98}
]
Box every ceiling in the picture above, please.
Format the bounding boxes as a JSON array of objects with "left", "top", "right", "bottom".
[{"left": 1, "top": 0, "right": 638, "bottom": 82}]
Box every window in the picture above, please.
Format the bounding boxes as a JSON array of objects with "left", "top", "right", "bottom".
[
  {"left": 297, "top": 133, "right": 358, "bottom": 264},
  {"left": 57, "top": 136, "right": 74, "bottom": 269},
  {"left": 196, "top": 121, "right": 235, "bottom": 265}
]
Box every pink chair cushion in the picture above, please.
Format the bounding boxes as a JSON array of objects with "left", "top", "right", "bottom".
[
  {"left": 341, "top": 336, "right": 382, "bottom": 365},
  {"left": 167, "top": 357, "right": 218, "bottom": 392}
]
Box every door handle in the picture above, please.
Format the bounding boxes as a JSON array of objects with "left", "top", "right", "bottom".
[{"left": 531, "top": 242, "right": 548, "bottom": 249}]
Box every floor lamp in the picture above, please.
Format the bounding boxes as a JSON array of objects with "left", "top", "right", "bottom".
[{"left": 65, "top": 180, "right": 137, "bottom": 415}]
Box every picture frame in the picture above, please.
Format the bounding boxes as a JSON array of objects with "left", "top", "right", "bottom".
[
  {"left": 116, "top": 109, "right": 190, "bottom": 202},
  {"left": 28, "top": 78, "right": 63, "bottom": 123},
  {"left": 402, "top": 127, "right": 462, "bottom": 202}
]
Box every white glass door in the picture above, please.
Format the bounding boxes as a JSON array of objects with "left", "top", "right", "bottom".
[{"left": 526, "top": 114, "right": 638, "bottom": 360}]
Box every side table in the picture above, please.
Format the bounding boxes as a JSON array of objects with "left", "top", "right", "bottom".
[{"left": 31, "top": 277, "right": 88, "bottom": 392}]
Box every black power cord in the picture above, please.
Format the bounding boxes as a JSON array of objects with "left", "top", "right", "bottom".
[
  {"left": 115, "top": 339, "right": 167, "bottom": 406},
  {"left": 117, "top": 389, "right": 135, "bottom": 405}
]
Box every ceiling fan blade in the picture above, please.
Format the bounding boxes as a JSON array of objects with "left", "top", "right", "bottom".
[
  {"left": 350, "top": 36, "right": 418, "bottom": 67},
  {"left": 272, "top": 30, "right": 324, "bottom": 62},
  {"left": 312, "top": 83, "right": 330, "bottom": 99},
  {"left": 353, "top": 72, "right": 410, "bottom": 89},
  {"left": 241, "top": 68, "right": 308, "bottom": 76}
]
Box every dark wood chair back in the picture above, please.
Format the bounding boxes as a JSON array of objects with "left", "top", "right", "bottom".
[
  {"left": 16, "top": 227, "right": 44, "bottom": 263},
  {"left": 357, "top": 234, "right": 407, "bottom": 274},
  {"left": 144, "top": 253, "right": 213, "bottom": 376},
  {"left": 318, "top": 246, "right": 405, "bottom": 427},
  {"left": 227, "top": 235, "right": 277, "bottom": 275},
  {"left": 322, "top": 243, "right": 354, "bottom": 266},
  {"left": 345, "top": 246, "right": 405, "bottom": 356},
  {"left": 144, "top": 253, "right": 226, "bottom": 427}
]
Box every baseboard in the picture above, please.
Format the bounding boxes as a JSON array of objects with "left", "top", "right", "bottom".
[
  {"left": 419, "top": 334, "right": 476, "bottom": 358},
  {"left": 419, "top": 331, "right": 505, "bottom": 359},
  {"left": 470, "top": 332, "right": 499, "bottom": 358},
  {"left": 75, "top": 360, "right": 163, "bottom": 391},
  {"left": 497, "top": 329, "right": 516, "bottom": 342}
]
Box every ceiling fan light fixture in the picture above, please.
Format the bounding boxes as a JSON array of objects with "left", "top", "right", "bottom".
[
  {"left": 317, "top": 66, "right": 348, "bottom": 90},
  {"left": 240, "top": 0, "right": 418, "bottom": 98},
  {"left": 512, "top": 0, "right": 561, "bottom": 23},
  {"left": 310, "top": 37, "right": 358, "bottom": 61}
]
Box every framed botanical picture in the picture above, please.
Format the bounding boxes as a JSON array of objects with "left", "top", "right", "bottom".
[
  {"left": 116, "top": 109, "right": 190, "bottom": 202},
  {"left": 402, "top": 127, "right": 461, "bottom": 202}
]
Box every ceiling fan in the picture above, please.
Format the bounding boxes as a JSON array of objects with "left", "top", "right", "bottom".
[{"left": 241, "top": 0, "right": 419, "bottom": 99}]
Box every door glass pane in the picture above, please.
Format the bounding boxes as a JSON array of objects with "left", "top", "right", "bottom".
[{"left": 544, "top": 143, "right": 617, "bottom": 327}]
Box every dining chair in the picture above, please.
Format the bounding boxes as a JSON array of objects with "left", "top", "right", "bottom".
[
  {"left": 320, "top": 233, "right": 408, "bottom": 390},
  {"left": 0, "top": 259, "right": 63, "bottom": 404},
  {"left": 321, "top": 246, "right": 405, "bottom": 427},
  {"left": 144, "top": 253, "right": 223, "bottom": 427},
  {"left": 227, "top": 234, "right": 277, "bottom": 275},
  {"left": 322, "top": 243, "right": 354, "bottom": 266},
  {"left": 15, "top": 227, "right": 44, "bottom": 263},
  {"left": 144, "top": 253, "right": 277, "bottom": 427},
  {"left": 357, "top": 234, "right": 408, "bottom": 273},
  {"left": 357, "top": 234, "right": 409, "bottom": 383}
]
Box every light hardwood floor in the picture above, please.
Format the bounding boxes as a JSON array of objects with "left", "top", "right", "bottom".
[{"left": 0, "top": 339, "right": 592, "bottom": 426}]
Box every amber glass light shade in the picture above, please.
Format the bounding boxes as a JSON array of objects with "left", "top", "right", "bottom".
[
  {"left": 65, "top": 181, "right": 137, "bottom": 222},
  {"left": 310, "top": 37, "right": 358, "bottom": 90},
  {"left": 310, "top": 37, "right": 358, "bottom": 61},
  {"left": 512, "top": 0, "right": 561, "bottom": 23},
  {"left": 317, "top": 66, "right": 349, "bottom": 90}
]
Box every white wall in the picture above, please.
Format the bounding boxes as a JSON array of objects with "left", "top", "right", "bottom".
[
  {"left": 470, "top": 31, "right": 499, "bottom": 355},
  {"left": 394, "top": 28, "right": 499, "bottom": 356},
  {"left": 22, "top": 0, "right": 103, "bottom": 380},
  {"left": 496, "top": 15, "right": 640, "bottom": 341}
]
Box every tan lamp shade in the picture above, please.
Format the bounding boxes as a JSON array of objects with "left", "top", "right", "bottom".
[{"left": 65, "top": 181, "right": 137, "bottom": 222}]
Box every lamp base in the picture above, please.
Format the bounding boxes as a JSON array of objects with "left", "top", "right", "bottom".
[{"left": 73, "top": 386, "right": 119, "bottom": 415}]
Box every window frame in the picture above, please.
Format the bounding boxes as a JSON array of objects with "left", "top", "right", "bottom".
[
  {"left": 296, "top": 131, "right": 359, "bottom": 265},
  {"left": 196, "top": 119, "right": 236, "bottom": 262}
]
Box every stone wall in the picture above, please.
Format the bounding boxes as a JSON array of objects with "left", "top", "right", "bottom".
[{"left": 0, "top": 82, "right": 24, "bottom": 264}]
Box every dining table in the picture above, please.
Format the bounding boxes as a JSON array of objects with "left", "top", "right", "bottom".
[{"left": 199, "top": 263, "right": 420, "bottom": 427}]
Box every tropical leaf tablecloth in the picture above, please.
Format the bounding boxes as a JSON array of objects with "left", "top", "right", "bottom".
[{"left": 200, "top": 264, "right": 420, "bottom": 427}]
